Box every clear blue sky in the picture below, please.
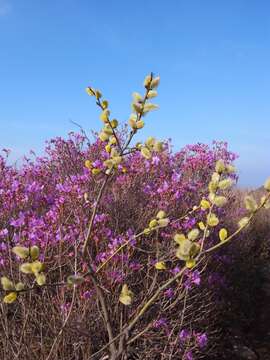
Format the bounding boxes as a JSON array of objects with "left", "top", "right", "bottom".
[{"left": 0, "top": 0, "right": 270, "bottom": 187}]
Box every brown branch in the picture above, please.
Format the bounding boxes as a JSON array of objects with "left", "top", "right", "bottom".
[
  {"left": 88, "top": 265, "right": 188, "bottom": 359},
  {"left": 91, "top": 271, "right": 118, "bottom": 358},
  {"left": 82, "top": 176, "right": 110, "bottom": 258}
]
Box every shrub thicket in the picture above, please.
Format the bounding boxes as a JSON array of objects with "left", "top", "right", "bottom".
[{"left": 0, "top": 74, "right": 269, "bottom": 360}]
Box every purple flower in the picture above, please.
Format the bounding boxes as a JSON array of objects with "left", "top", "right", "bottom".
[
  {"left": 172, "top": 171, "right": 181, "bottom": 182},
  {"left": 82, "top": 290, "right": 94, "bottom": 300},
  {"left": 10, "top": 212, "right": 25, "bottom": 227},
  {"left": 0, "top": 242, "right": 7, "bottom": 251},
  {"left": 152, "top": 156, "right": 160, "bottom": 166},
  {"left": 92, "top": 159, "right": 103, "bottom": 168},
  {"left": 191, "top": 270, "right": 201, "bottom": 286},
  {"left": 184, "top": 351, "right": 193, "bottom": 360},
  {"left": 164, "top": 288, "right": 174, "bottom": 299},
  {"left": 129, "top": 261, "right": 142, "bottom": 271},
  {"left": 171, "top": 266, "right": 181, "bottom": 275},
  {"left": 157, "top": 181, "right": 169, "bottom": 194},
  {"left": 153, "top": 318, "right": 167, "bottom": 329},
  {"left": 179, "top": 329, "right": 191, "bottom": 342},
  {"left": 0, "top": 229, "right": 8, "bottom": 237},
  {"left": 107, "top": 270, "right": 124, "bottom": 283},
  {"left": 196, "top": 333, "right": 208, "bottom": 348}
]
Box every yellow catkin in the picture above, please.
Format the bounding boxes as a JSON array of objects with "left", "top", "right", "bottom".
[
  {"left": 3, "top": 292, "right": 17, "bottom": 304},
  {"left": 1, "top": 277, "right": 14, "bottom": 291},
  {"left": 155, "top": 261, "right": 166, "bottom": 270},
  {"left": 215, "top": 160, "right": 226, "bottom": 173},
  {"left": 119, "top": 284, "right": 133, "bottom": 306},
  {"left": 12, "top": 246, "right": 29, "bottom": 259},
  {"left": 264, "top": 177, "right": 270, "bottom": 191},
  {"left": 219, "top": 228, "right": 228, "bottom": 242},
  {"left": 30, "top": 246, "right": 40, "bottom": 260},
  {"left": 156, "top": 210, "right": 166, "bottom": 219}
]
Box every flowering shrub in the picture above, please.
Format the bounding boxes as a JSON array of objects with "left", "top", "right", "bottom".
[{"left": 0, "top": 74, "right": 270, "bottom": 360}]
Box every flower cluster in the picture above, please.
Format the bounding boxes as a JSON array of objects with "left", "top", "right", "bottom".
[{"left": 0, "top": 75, "right": 269, "bottom": 360}]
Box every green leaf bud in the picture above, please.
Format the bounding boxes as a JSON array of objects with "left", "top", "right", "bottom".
[
  {"left": 30, "top": 245, "right": 40, "bottom": 260},
  {"left": 92, "top": 168, "right": 101, "bottom": 175},
  {"left": 101, "top": 100, "right": 109, "bottom": 109},
  {"left": 67, "top": 275, "right": 85, "bottom": 286},
  {"left": 189, "top": 243, "right": 200, "bottom": 257}
]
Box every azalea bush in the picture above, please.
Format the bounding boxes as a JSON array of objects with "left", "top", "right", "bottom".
[{"left": 0, "top": 74, "right": 270, "bottom": 360}]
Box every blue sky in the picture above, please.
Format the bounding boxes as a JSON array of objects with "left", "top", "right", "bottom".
[{"left": 0, "top": 0, "right": 270, "bottom": 187}]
